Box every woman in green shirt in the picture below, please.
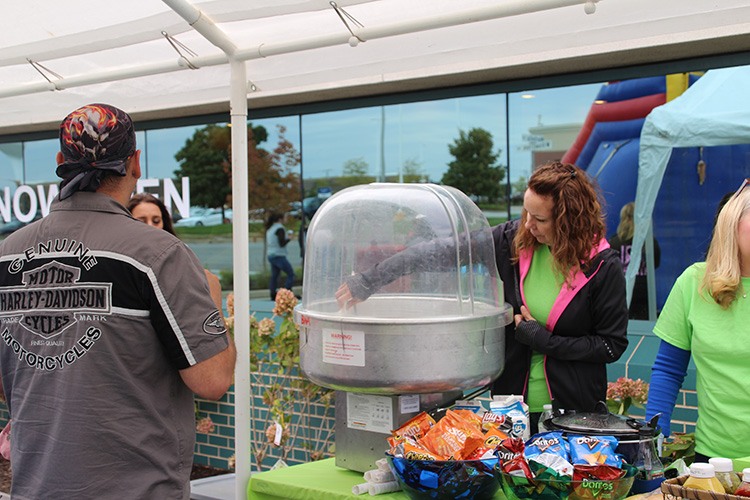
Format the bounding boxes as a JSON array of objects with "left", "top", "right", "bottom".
[{"left": 646, "top": 178, "right": 750, "bottom": 460}]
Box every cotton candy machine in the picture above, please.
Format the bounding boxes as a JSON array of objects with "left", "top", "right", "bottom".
[{"left": 293, "top": 183, "right": 513, "bottom": 471}]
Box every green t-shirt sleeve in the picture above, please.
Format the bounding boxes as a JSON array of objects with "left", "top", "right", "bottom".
[{"left": 653, "top": 264, "right": 701, "bottom": 351}]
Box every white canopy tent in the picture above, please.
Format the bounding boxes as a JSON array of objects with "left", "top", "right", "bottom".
[
  {"left": 3, "top": 0, "right": 750, "bottom": 134},
  {"left": 3, "top": 1, "right": 750, "bottom": 498},
  {"left": 628, "top": 65, "right": 750, "bottom": 307}
]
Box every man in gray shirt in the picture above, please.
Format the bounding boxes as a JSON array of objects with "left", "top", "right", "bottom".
[{"left": 0, "top": 103, "right": 236, "bottom": 499}]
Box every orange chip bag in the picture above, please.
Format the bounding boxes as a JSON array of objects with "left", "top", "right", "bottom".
[
  {"left": 403, "top": 441, "right": 448, "bottom": 461},
  {"left": 418, "top": 409, "right": 485, "bottom": 460},
  {"left": 392, "top": 411, "right": 436, "bottom": 441},
  {"left": 483, "top": 426, "right": 510, "bottom": 450},
  {"left": 452, "top": 409, "right": 483, "bottom": 432},
  {"left": 387, "top": 436, "right": 399, "bottom": 453}
]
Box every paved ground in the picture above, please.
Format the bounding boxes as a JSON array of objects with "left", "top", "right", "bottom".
[{"left": 186, "top": 237, "right": 303, "bottom": 277}]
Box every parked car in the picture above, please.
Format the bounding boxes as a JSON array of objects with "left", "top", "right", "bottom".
[
  {"left": 173, "top": 207, "right": 232, "bottom": 227},
  {"left": 0, "top": 212, "right": 43, "bottom": 236},
  {"left": 0, "top": 219, "right": 24, "bottom": 235},
  {"left": 287, "top": 201, "right": 302, "bottom": 219},
  {"left": 302, "top": 196, "right": 323, "bottom": 220}
]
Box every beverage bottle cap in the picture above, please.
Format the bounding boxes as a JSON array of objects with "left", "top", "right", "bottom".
[
  {"left": 709, "top": 457, "right": 734, "bottom": 473},
  {"left": 689, "top": 463, "right": 716, "bottom": 479}
]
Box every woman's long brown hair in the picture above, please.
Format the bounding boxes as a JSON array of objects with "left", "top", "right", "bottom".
[{"left": 514, "top": 161, "right": 606, "bottom": 281}]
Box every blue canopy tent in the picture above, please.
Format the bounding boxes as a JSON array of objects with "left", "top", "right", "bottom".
[{"left": 628, "top": 65, "right": 750, "bottom": 309}]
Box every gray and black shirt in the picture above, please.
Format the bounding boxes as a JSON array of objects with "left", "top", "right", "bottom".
[{"left": 0, "top": 191, "right": 229, "bottom": 500}]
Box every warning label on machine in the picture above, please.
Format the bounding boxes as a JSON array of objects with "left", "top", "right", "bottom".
[
  {"left": 346, "top": 392, "right": 393, "bottom": 434},
  {"left": 321, "top": 328, "right": 365, "bottom": 366}
]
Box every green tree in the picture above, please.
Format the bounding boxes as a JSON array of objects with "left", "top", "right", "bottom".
[
  {"left": 512, "top": 176, "right": 528, "bottom": 201},
  {"left": 338, "top": 157, "right": 375, "bottom": 190},
  {"left": 174, "top": 124, "right": 232, "bottom": 211},
  {"left": 441, "top": 128, "right": 505, "bottom": 203},
  {"left": 246, "top": 125, "right": 300, "bottom": 216},
  {"left": 174, "top": 123, "right": 300, "bottom": 219},
  {"left": 401, "top": 158, "right": 428, "bottom": 183},
  {"left": 342, "top": 157, "right": 368, "bottom": 177}
]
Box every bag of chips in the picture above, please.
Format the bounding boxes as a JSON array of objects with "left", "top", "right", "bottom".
[
  {"left": 496, "top": 436, "right": 525, "bottom": 464},
  {"left": 568, "top": 435, "right": 622, "bottom": 468},
  {"left": 392, "top": 411, "right": 436, "bottom": 441},
  {"left": 418, "top": 409, "right": 485, "bottom": 460}
]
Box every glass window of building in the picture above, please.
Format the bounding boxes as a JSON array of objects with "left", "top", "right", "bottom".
[
  {"left": 247, "top": 116, "right": 301, "bottom": 290},
  {"left": 0, "top": 142, "right": 24, "bottom": 229},
  {"left": 507, "top": 84, "right": 602, "bottom": 215},
  {"left": 301, "top": 94, "right": 507, "bottom": 217}
]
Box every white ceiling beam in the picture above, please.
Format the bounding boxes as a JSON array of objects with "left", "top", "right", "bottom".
[{"left": 0, "top": 0, "right": 588, "bottom": 100}]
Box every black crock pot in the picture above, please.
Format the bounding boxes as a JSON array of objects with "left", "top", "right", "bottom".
[
  {"left": 542, "top": 401, "right": 660, "bottom": 466},
  {"left": 543, "top": 401, "right": 664, "bottom": 494}
]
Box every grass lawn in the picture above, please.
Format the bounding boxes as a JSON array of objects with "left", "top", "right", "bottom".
[
  {"left": 486, "top": 216, "right": 507, "bottom": 226},
  {"left": 174, "top": 222, "right": 264, "bottom": 240}
]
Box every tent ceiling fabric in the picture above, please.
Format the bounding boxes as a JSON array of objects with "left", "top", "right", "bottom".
[{"left": 1, "top": 0, "right": 750, "bottom": 134}]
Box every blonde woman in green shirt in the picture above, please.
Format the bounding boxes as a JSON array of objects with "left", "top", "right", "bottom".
[{"left": 646, "top": 178, "right": 750, "bottom": 461}]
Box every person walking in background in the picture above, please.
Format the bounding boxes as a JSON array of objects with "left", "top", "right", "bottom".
[
  {"left": 266, "top": 211, "right": 296, "bottom": 300},
  {"left": 608, "top": 201, "right": 661, "bottom": 319},
  {"left": 0, "top": 103, "right": 236, "bottom": 499},
  {"left": 128, "top": 192, "right": 223, "bottom": 308},
  {"left": 337, "top": 162, "right": 629, "bottom": 433},
  {"left": 645, "top": 178, "right": 750, "bottom": 461}
]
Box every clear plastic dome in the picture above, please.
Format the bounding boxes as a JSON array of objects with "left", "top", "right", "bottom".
[
  {"left": 301, "top": 183, "right": 505, "bottom": 314},
  {"left": 294, "top": 183, "right": 513, "bottom": 394}
]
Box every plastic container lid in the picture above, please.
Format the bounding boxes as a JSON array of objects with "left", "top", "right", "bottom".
[
  {"left": 547, "top": 402, "right": 658, "bottom": 438},
  {"left": 689, "top": 463, "right": 716, "bottom": 479},
  {"left": 709, "top": 457, "right": 734, "bottom": 473},
  {"left": 300, "top": 183, "right": 509, "bottom": 319}
]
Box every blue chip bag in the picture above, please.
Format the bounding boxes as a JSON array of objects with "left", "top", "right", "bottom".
[
  {"left": 524, "top": 431, "right": 570, "bottom": 461},
  {"left": 568, "top": 434, "right": 622, "bottom": 468}
]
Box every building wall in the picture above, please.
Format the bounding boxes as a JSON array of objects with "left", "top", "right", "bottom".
[
  {"left": 607, "top": 320, "right": 697, "bottom": 434},
  {"left": 0, "top": 314, "right": 695, "bottom": 472},
  {"left": 190, "top": 313, "right": 696, "bottom": 472}
]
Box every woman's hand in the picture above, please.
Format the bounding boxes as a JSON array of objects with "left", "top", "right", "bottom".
[
  {"left": 514, "top": 305, "right": 535, "bottom": 327},
  {"left": 335, "top": 283, "right": 360, "bottom": 310},
  {"left": 514, "top": 305, "right": 550, "bottom": 350}
]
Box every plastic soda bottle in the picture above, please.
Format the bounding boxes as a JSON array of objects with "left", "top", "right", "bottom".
[
  {"left": 734, "top": 468, "right": 750, "bottom": 497},
  {"left": 709, "top": 457, "right": 740, "bottom": 494},
  {"left": 538, "top": 404, "right": 554, "bottom": 433},
  {"left": 683, "top": 463, "right": 725, "bottom": 493}
]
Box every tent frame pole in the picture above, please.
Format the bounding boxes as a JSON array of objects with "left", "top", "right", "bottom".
[{"left": 163, "top": 1, "right": 251, "bottom": 499}]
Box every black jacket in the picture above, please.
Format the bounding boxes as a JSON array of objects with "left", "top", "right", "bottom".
[{"left": 492, "top": 220, "right": 629, "bottom": 412}]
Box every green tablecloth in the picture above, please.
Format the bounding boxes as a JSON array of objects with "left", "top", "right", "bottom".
[
  {"left": 247, "top": 458, "right": 405, "bottom": 499},
  {"left": 247, "top": 457, "right": 508, "bottom": 499}
]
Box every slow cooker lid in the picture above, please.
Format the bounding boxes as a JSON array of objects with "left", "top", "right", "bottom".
[{"left": 548, "top": 402, "right": 659, "bottom": 437}]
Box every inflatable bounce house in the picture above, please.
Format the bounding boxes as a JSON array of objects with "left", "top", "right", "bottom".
[{"left": 561, "top": 74, "right": 750, "bottom": 312}]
